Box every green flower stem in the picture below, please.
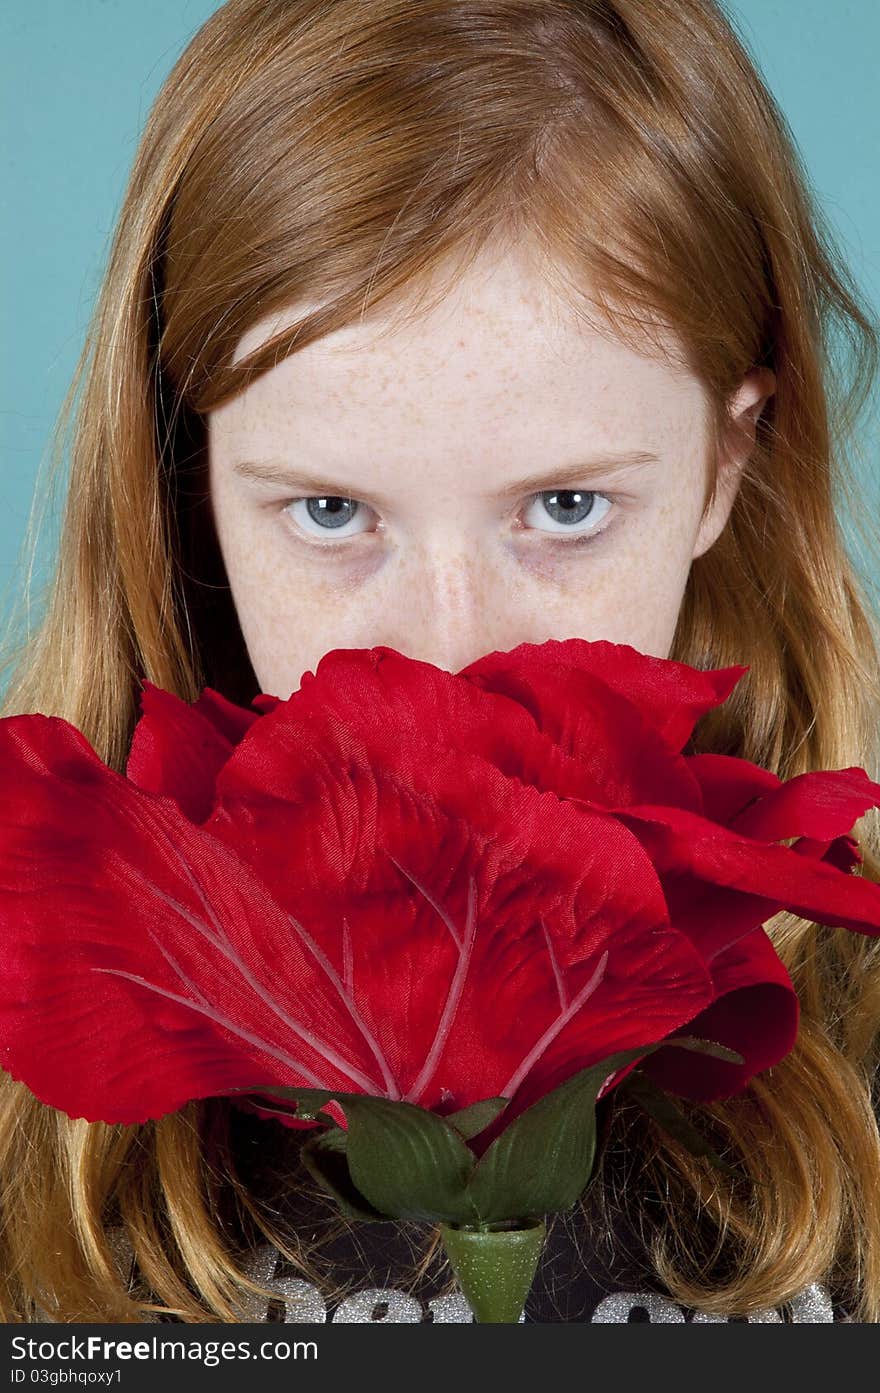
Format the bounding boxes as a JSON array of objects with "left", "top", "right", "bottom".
[{"left": 438, "top": 1218, "right": 546, "bottom": 1323}]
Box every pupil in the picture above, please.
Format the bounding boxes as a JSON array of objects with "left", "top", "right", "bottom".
[
  {"left": 306, "top": 496, "right": 357, "bottom": 529},
  {"left": 544, "top": 489, "right": 594, "bottom": 525}
]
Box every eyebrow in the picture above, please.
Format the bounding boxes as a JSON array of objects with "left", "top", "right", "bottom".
[{"left": 232, "top": 450, "right": 660, "bottom": 502}]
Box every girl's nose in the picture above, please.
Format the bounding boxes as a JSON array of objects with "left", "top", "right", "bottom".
[{"left": 372, "top": 545, "right": 534, "bottom": 674}]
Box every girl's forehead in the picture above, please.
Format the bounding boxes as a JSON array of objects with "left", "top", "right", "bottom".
[{"left": 213, "top": 250, "right": 704, "bottom": 468}]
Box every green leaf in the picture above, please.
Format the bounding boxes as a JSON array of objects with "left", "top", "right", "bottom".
[
  {"left": 298, "top": 1128, "right": 389, "bottom": 1223},
  {"left": 618, "top": 1071, "right": 740, "bottom": 1177},
  {"left": 463, "top": 1035, "right": 746, "bottom": 1223},
  {"left": 341, "top": 1095, "right": 481, "bottom": 1225},
  {"left": 443, "top": 1097, "right": 510, "bottom": 1141},
  {"left": 465, "top": 1044, "right": 659, "bottom": 1223}
]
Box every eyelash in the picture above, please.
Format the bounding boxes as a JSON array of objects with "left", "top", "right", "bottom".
[{"left": 278, "top": 489, "right": 618, "bottom": 551}]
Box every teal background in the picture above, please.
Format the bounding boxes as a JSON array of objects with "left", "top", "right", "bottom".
[{"left": 2, "top": 1, "right": 879, "bottom": 674}]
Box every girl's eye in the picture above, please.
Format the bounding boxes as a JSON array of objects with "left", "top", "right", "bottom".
[
  {"left": 520, "top": 489, "right": 613, "bottom": 539},
  {"left": 283, "top": 495, "right": 372, "bottom": 539},
  {"left": 281, "top": 488, "right": 614, "bottom": 543}
]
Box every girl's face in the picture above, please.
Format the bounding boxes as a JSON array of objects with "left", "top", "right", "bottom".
[{"left": 207, "top": 248, "right": 772, "bottom": 699}]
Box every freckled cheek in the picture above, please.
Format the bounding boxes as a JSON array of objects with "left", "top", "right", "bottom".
[
  {"left": 590, "top": 513, "right": 697, "bottom": 654},
  {"left": 214, "top": 511, "right": 384, "bottom": 661},
  {"left": 524, "top": 512, "right": 697, "bottom": 654}
]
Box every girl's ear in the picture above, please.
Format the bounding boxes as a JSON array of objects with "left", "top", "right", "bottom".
[{"left": 692, "top": 366, "right": 776, "bottom": 560}]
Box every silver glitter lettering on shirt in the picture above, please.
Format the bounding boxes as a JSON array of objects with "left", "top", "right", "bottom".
[
  {"left": 593, "top": 1292, "right": 686, "bottom": 1322},
  {"left": 789, "top": 1283, "right": 834, "bottom": 1322},
  {"left": 746, "top": 1306, "right": 784, "bottom": 1323},
  {"left": 428, "top": 1291, "right": 478, "bottom": 1323},
  {"left": 231, "top": 1240, "right": 329, "bottom": 1321},
  {"left": 272, "top": 1275, "right": 329, "bottom": 1323},
  {"left": 233, "top": 1241, "right": 287, "bottom": 1321},
  {"left": 333, "top": 1287, "right": 424, "bottom": 1323},
  {"left": 598, "top": 1281, "right": 836, "bottom": 1324}
]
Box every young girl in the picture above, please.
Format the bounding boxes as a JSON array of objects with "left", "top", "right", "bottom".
[{"left": 2, "top": 0, "right": 878, "bottom": 1324}]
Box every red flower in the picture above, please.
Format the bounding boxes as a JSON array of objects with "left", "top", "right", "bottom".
[{"left": 0, "top": 639, "right": 878, "bottom": 1136}]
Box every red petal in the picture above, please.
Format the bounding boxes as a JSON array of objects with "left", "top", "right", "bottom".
[
  {"left": 251, "top": 693, "right": 282, "bottom": 715},
  {"left": 215, "top": 644, "right": 703, "bottom": 819},
  {"left": 207, "top": 731, "right": 715, "bottom": 1116},
  {"left": 791, "top": 834, "right": 862, "bottom": 872},
  {"left": 640, "top": 927, "right": 799, "bottom": 1100},
  {"left": 727, "top": 766, "right": 880, "bottom": 842},
  {"left": 0, "top": 716, "right": 387, "bottom": 1124},
  {"left": 0, "top": 709, "right": 712, "bottom": 1129},
  {"left": 458, "top": 638, "right": 748, "bottom": 754},
  {"left": 686, "top": 752, "right": 782, "bottom": 823},
  {"left": 126, "top": 682, "right": 264, "bottom": 822},
  {"left": 191, "top": 686, "right": 270, "bottom": 746},
  {"left": 611, "top": 801, "right": 880, "bottom": 960}
]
